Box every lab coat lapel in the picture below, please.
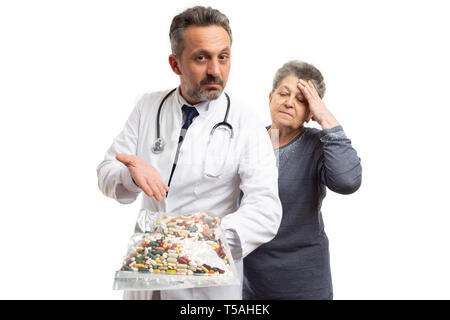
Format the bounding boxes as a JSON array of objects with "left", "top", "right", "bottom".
[
  {"left": 156, "top": 93, "right": 182, "bottom": 212},
  {"left": 166, "top": 93, "right": 228, "bottom": 214}
]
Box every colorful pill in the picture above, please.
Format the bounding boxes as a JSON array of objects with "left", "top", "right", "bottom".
[{"left": 200, "top": 266, "right": 209, "bottom": 273}]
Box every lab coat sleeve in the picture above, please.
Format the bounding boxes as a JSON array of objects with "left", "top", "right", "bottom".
[
  {"left": 96, "top": 99, "right": 143, "bottom": 204},
  {"left": 221, "top": 122, "right": 282, "bottom": 260}
]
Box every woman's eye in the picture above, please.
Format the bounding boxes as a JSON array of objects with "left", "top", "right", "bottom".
[{"left": 279, "top": 92, "right": 288, "bottom": 97}]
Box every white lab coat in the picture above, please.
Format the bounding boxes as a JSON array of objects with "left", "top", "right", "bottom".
[{"left": 97, "top": 88, "right": 282, "bottom": 300}]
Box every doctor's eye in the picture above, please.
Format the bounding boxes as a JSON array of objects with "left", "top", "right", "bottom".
[
  {"left": 218, "top": 54, "right": 229, "bottom": 60},
  {"left": 197, "top": 55, "right": 206, "bottom": 62}
]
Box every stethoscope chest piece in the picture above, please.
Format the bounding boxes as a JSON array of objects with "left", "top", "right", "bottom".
[{"left": 151, "top": 137, "right": 165, "bottom": 154}]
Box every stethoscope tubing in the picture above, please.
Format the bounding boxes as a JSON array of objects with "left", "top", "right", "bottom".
[
  {"left": 154, "top": 88, "right": 233, "bottom": 152},
  {"left": 156, "top": 88, "right": 177, "bottom": 140}
]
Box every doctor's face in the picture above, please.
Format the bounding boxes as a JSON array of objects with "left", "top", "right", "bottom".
[
  {"left": 171, "top": 25, "right": 231, "bottom": 104},
  {"left": 269, "top": 75, "right": 311, "bottom": 130}
]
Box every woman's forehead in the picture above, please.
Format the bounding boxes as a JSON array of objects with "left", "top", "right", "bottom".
[{"left": 279, "top": 76, "right": 302, "bottom": 94}]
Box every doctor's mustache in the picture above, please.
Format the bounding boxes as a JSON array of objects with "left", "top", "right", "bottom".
[{"left": 200, "top": 75, "right": 223, "bottom": 86}]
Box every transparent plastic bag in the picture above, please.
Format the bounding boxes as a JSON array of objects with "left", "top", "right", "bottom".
[{"left": 113, "top": 209, "right": 239, "bottom": 291}]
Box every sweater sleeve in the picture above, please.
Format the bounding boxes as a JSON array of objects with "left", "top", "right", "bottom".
[{"left": 317, "top": 125, "right": 362, "bottom": 194}]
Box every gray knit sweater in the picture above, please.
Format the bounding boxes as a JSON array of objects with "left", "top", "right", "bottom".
[{"left": 243, "top": 125, "right": 362, "bottom": 300}]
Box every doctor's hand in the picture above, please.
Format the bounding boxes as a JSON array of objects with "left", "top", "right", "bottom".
[
  {"left": 116, "top": 154, "right": 169, "bottom": 201},
  {"left": 297, "top": 79, "right": 340, "bottom": 130}
]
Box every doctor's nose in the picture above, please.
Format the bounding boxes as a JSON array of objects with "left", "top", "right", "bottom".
[{"left": 207, "top": 59, "right": 221, "bottom": 78}]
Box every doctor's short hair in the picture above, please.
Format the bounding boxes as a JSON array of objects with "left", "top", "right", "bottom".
[
  {"left": 272, "top": 60, "right": 326, "bottom": 99},
  {"left": 169, "top": 6, "right": 232, "bottom": 57}
]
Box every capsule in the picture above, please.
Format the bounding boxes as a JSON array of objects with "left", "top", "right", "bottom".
[
  {"left": 122, "top": 264, "right": 132, "bottom": 271},
  {"left": 200, "top": 265, "right": 209, "bottom": 273}
]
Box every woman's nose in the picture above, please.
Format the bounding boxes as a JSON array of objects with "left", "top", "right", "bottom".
[{"left": 284, "top": 96, "right": 295, "bottom": 108}]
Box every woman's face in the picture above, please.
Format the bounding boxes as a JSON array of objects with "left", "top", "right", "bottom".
[{"left": 269, "top": 75, "right": 311, "bottom": 130}]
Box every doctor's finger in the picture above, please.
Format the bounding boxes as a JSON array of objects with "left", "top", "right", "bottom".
[
  {"left": 142, "top": 186, "right": 155, "bottom": 199},
  {"left": 146, "top": 177, "right": 166, "bottom": 199},
  {"left": 156, "top": 182, "right": 168, "bottom": 198},
  {"left": 148, "top": 182, "right": 163, "bottom": 202},
  {"left": 116, "top": 153, "right": 134, "bottom": 166},
  {"left": 153, "top": 181, "right": 167, "bottom": 200},
  {"left": 138, "top": 180, "right": 154, "bottom": 198},
  {"left": 153, "top": 189, "right": 163, "bottom": 202}
]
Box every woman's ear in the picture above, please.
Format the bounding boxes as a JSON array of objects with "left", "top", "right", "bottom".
[
  {"left": 305, "top": 111, "right": 313, "bottom": 123},
  {"left": 168, "top": 54, "right": 182, "bottom": 75},
  {"left": 269, "top": 92, "right": 273, "bottom": 105}
]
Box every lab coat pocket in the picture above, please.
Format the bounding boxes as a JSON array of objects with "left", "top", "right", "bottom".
[
  {"left": 194, "top": 126, "right": 237, "bottom": 198},
  {"left": 194, "top": 170, "right": 237, "bottom": 198}
]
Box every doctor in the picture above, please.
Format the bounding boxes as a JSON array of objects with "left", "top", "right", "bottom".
[{"left": 96, "top": 6, "right": 282, "bottom": 300}]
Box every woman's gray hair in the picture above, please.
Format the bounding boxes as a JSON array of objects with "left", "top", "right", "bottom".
[
  {"left": 169, "top": 6, "right": 232, "bottom": 57},
  {"left": 272, "top": 60, "right": 326, "bottom": 98}
]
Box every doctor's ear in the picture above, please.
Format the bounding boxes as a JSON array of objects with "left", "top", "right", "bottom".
[{"left": 169, "top": 54, "right": 182, "bottom": 75}]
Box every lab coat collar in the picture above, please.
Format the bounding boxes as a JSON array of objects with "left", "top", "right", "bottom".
[{"left": 175, "top": 86, "right": 211, "bottom": 116}]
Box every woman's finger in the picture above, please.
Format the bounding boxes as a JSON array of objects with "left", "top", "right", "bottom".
[
  {"left": 298, "top": 79, "right": 313, "bottom": 101},
  {"left": 307, "top": 80, "right": 321, "bottom": 99},
  {"left": 303, "top": 80, "right": 318, "bottom": 102}
]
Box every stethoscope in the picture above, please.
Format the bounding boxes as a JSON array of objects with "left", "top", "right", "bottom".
[{"left": 151, "top": 88, "right": 234, "bottom": 154}]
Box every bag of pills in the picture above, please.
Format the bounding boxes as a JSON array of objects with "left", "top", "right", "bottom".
[{"left": 113, "top": 209, "right": 239, "bottom": 290}]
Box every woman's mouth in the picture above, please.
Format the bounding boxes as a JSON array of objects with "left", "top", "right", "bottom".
[{"left": 279, "top": 111, "right": 293, "bottom": 118}]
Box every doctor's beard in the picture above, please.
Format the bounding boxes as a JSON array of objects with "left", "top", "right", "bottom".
[{"left": 184, "top": 75, "right": 224, "bottom": 102}]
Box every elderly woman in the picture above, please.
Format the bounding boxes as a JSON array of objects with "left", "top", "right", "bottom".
[{"left": 243, "top": 61, "right": 362, "bottom": 300}]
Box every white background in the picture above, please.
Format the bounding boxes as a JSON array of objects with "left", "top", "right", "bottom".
[{"left": 1, "top": 0, "right": 449, "bottom": 299}]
